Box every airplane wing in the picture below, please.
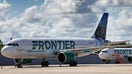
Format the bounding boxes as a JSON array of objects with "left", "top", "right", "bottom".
[
  {"left": 52, "top": 46, "right": 104, "bottom": 57},
  {"left": 69, "top": 44, "right": 132, "bottom": 57},
  {"left": 62, "top": 47, "right": 105, "bottom": 57},
  {"left": 109, "top": 40, "right": 130, "bottom": 45},
  {"left": 53, "top": 44, "right": 132, "bottom": 57},
  {"left": 53, "top": 46, "right": 107, "bottom": 57}
]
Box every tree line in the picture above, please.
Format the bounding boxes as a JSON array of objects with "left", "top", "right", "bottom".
[{"left": 0, "top": 40, "right": 4, "bottom": 55}]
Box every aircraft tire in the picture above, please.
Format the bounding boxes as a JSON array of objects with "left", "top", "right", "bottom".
[
  {"left": 115, "top": 61, "right": 120, "bottom": 64},
  {"left": 69, "top": 61, "right": 77, "bottom": 66},
  {"left": 101, "top": 59, "right": 110, "bottom": 64},
  {"left": 16, "top": 63, "right": 23, "bottom": 68},
  {"left": 128, "top": 57, "right": 132, "bottom": 62},
  {"left": 41, "top": 61, "right": 49, "bottom": 67}
]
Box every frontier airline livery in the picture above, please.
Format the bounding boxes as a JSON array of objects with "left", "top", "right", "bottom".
[
  {"left": 1, "top": 13, "right": 110, "bottom": 68},
  {"left": 99, "top": 48, "right": 132, "bottom": 63}
]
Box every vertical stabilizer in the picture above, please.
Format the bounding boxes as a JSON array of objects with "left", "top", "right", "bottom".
[{"left": 92, "top": 13, "right": 109, "bottom": 40}]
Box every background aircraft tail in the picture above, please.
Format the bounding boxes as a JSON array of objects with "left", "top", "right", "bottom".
[{"left": 92, "top": 13, "right": 109, "bottom": 40}]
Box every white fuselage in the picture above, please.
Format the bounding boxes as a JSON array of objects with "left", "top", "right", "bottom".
[
  {"left": 99, "top": 48, "right": 132, "bottom": 60},
  {"left": 1, "top": 38, "right": 101, "bottom": 59}
]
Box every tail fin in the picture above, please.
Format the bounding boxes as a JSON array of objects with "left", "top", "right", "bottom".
[{"left": 92, "top": 13, "right": 109, "bottom": 40}]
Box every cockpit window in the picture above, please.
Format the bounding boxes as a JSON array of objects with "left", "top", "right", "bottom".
[
  {"left": 7, "top": 43, "right": 19, "bottom": 46},
  {"left": 102, "top": 51, "right": 108, "bottom": 53}
]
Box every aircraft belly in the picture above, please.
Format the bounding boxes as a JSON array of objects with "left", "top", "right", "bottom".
[{"left": 22, "top": 50, "right": 55, "bottom": 58}]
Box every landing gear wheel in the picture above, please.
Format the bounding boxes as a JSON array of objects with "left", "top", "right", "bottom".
[
  {"left": 102, "top": 59, "right": 110, "bottom": 64},
  {"left": 69, "top": 61, "right": 77, "bottom": 66},
  {"left": 16, "top": 63, "right": 23, "bottom": 68},
  {"left": 14, "top": 59, "right": 23, "bottom": 68},
  {"left": 128, "top": 57, "right": 132, "bottom": 62},
  {"left": 115, "top": 61, "right": 120, "bottom": 64},
  {"left": 41, "top": 61, "right": 49, "bottom": 67}
]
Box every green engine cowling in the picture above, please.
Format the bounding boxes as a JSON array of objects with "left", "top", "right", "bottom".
[
  {"left": 57, "top": 52, "right": 76, "bottom": 64},
  {"left": 14, "top": 59, "right": 32, "bottom": 64}
]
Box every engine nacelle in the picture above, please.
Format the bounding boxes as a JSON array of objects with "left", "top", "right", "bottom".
[
  {"left": 14, "top": 59, "right": 32, "bottom": 64},
  {"left": 57, "top": 52, "right": 76, "bottom": 64}
]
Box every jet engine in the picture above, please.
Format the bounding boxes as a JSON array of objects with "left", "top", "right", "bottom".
[{"left": 57, "top": 52, "right": 77, "bottom": 66}]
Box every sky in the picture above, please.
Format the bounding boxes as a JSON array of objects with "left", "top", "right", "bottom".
[{"left": 0, "top": 0, "right": 132, "bottom": 43}]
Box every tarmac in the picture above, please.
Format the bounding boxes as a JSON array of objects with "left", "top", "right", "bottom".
[{"left": 1, "top": 64, "right": 132, "bottom": 74}]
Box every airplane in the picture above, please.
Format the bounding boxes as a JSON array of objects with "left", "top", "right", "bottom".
[
  {"left": 99, "top": 48, "right": 132, "bottom": 64},
  {"left": 1, "top": 13, "right": 110, "bottom": 68}
]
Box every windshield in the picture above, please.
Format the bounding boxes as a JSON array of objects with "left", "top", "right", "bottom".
[
  {"left": 102, "top": 51, "right": 108, "bottom": 53},
  {"left": 7, "top": 43, "right": 19, "bottom": 46}
]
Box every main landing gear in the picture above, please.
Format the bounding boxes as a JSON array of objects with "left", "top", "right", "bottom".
[
  {"left": 14, "top": 59, "right": 23, "bottom": 68},
  {"left": 59, "top": 61, "right": 77, "bottom": 67},
  {"left": 16, "top": 63, "right": 23, "bottom": 68},
  {"left": 41, "top": 59, "right": 49, "bottom": 67},
  {"left": 69, "top": 61, "right": 77, "bottom": 66}
]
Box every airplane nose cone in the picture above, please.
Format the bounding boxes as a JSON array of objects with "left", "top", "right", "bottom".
[
  {"left": 1, "top": 46, "right": 13, "bottom": 58},
  {"left": 98, "top": 53, "right": 107, "bottom": 59},
  {"left": 98, "top": 53, "right": 103, "bottom": 58}
]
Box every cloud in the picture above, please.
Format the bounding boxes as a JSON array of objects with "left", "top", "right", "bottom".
[
  {"left": 96, "top": 0, "right": 132, "bottom": 7},
  {"left": 0, "top": 0, "right": 10, "bottom": 17},
  {"left": 20, "top": 6, "right": 38, "bottom": 23},
  {"left": 43, "top": 0, "right": 97, "bottom": 14},
  {"left": 0, "top": 32, "right": 12, "bottom": 42},
  {"left": 40, "top": 0, "right": 101, "bottom": 39},
  {"left": 90, "top": 0, "right": 132, "bottom": 13},
  {"left": 0, "top": 0, "right": 132, "bottom": 43},
  {"left": 107, "top": 8, "right": 132, "bottom": 41}
]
